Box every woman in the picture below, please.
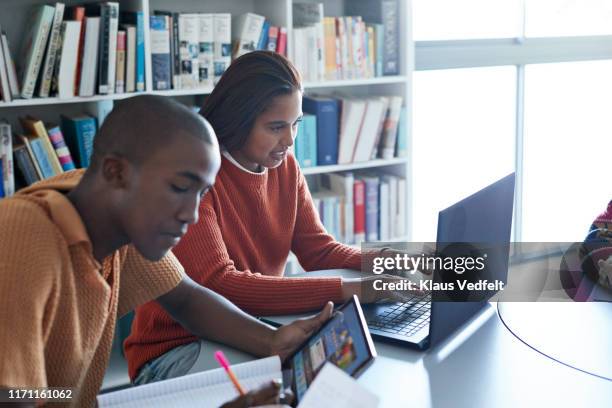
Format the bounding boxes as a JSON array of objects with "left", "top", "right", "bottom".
[{"left": 125, "top": 51, "right": 400, "bottom": 384}]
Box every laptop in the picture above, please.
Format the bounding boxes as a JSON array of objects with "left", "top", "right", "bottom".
[{"left": 361, "top": 173, "right": 515, "bottom": 349}]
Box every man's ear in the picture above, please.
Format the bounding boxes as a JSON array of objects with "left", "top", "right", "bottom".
[{"left": 101, "top": 154, "right": 132, "bottom": 189}]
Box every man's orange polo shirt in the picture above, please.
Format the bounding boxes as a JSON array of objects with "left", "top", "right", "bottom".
[{"left": 0, "top": 170, "right": 185, "bottom": 406}]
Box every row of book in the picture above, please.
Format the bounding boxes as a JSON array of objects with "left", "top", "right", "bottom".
[
  {"left": 292, "top": 1, "right": 399, "bottom": 82},
  {"left": 295, "top": 95, "right": 406, "bottom": 169},
  {"left": 0, "top": 115, "right": 97, "bottom": 197},
  {"left": 312, "top": 172, "right": 406, "bottom": 244},
  {"left": 0, "top": 2, "right": 145, "bottom": 102},
  {"left": 149, "top": 11, "right": 287, "bottom": 91}
]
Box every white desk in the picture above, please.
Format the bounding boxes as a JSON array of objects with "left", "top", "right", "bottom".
[{"left": 197, "top": 270, "right": 612, "bottom": 408}]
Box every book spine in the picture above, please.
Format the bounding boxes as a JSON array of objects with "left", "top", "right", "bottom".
[
  {"left": 353, "top": 180, "right": 366, "bottom": 244},
  {"left": 257, "top": 20, "right": 270, "bottom": 50},
  {"left": 1, "top": 34, "right": 20, "bottom": 97},
  {"left": 72, "top": 6, "right": 86, "bottom": 95},
  {"left": 0, "top": 160, "right": 5, "bottom": 197},
  {"left": 39, "top": 3, "right": 65, "bottom": 97},
  {"left": 98, "top": 4, "right": 111, "bottom": 94},
  {"left": 79, "top": 17, "right": 100, "bottom": 97},
  {"left": 123, "top": 25, "right": 135, "bottom": 92},
  {"left": 178, "top": 14, "right": 200, "bottom": 89},
  {"left": 79, "top": 119, "right": 97, "bottom": 168},
  {"left": 171, "top": 13, "right": 180, "bottom": 89},
  {"left": 303, "top": 97, "right": 338, "bottom": 166},
  {"left": 380, "top": 96, "right": 403, "bottom": 159},
  {"left": 363, "top": 177, "right": 379, "bottom": 241},
  {"left": 20, "top": 6, "right": 55, "bottom": 99},
  {"left": 0, "top": 123, "right": 14, "bottom": 196},
  {"left": 374, "top": 24, "right": 384, "bottom": 77},
  {"left": 115, "top": 30, "right": 126, "bottom": 93},
  {"left": 233, "top": 13, "right": 265, "bottom": 59},
  {"left": 382, "top": 0, "right": 399, "bottom": 75},
  {"left": 304, "top": 114, "right": 317, "bottom": 167},
  {"left": 0, "top": 37, "right": 10, "bottom": 102},
  {"left": 13, "top": 146, "right": 40, "bottom": 185},
  {"left": 29, "top": 138, "right": 55, "bottom": 178},
  {"left": 106, "top": 2, "right": 119, "bottom": 95},
  {"left": 135, "top": 11, "right": 145, "bottom": 91},
  {"left": 266, "top": 26, "right": 278, "bottom": 52},
  {"left": 379, "top": 180, "right": 390, "bottom": 240},
  {"left": 197, "top": 13, "right": 214, "bottom": 88},
  {"left": 213, "top": 13, "right": 231, "bottom": 85},
  {"left": 277, "top": 27, "right": 287, "bottom": 56},
  {"left": 150, "top": 15, "right": 171, "bottom": 90},
  {"left": 47, "top": 126, "right": 76, "bottom": 171},
  {"left": 395, "top": 106, "right": 407, "bottom": 157}
]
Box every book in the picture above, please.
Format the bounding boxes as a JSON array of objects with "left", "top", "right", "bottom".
[
  {"left": 257, "top": 20, "right": 270, "bottom": 50},
  {"left": 121, "top": 11, "right": 145, "bottom": 91},
  {"left": 302, "top": 95, "right": 339, "bottom": 166},
  {"left": 277, "top": 27, "right": 287, "bottom": 56},
  {"left": 353, "top": 179, "right": 366, "bottom": 244},
  {"left": 78, "top": 17, "right": 100, "bottom": 97},
  {"left": 232, "top": 13, "right": 265, "bottom": 59},
  {"left": 266, "top": 25, "right": 279, "bottom": 52},
  {"left": 70, "top": 6, "right": 86, "bottom": 95},
  {"left": 395, "top": 106, "right": 407, "bottom": 157},
  {"left": 381, "top": 174, "right": 398, "bottom": 239},
  {"left": 0, "top": 121, "right": 14, "bottom": 196},
  {"left": 47, "top": 125, "right": 75, "bottom": 171},
  {"left": 353, "top": 97, "right": 388, "bottom": 163},
  {"left": 378, "top": 96, "right": 403, "bottom": 159},
  {"left": 20, "top": 116, "right": 63, "bottom": 175},
  {"left": 323, "top": 17, "right": 338, "bottom": 80},
  {"left": 115, "top": 30, "right": 126, "bottom": 93},
  {"left": 378, "top": 178, "right": 390, "bottom": 240},
  {"left": 18, "top": 5, "right": 55, "bottom": 99},
  {"left": 324, "top": 172, "right": 355, "bottom": 245},
  {"left": 178, "top": 14, "right": 200, "bottom": 89},
  {"left": 38, "top": 3, "right": 65, "bottom": 98},
  {"left": 13, "top": 144, "right": 40, "bottom": 185},
  {"left": 396, "top": 176, "right": 406, "bottom": 237},
  {"left": 0, "top": 161, "right": 4, "bottom": 197},
  {"left": 54, "top": 20, "right": 82, "bottom": 99},
  {"left": 338, "top": 98, "right": 366, "bottom": 164},
  {"left": 153, "top": 11, "right": 175, "bottom": 89},
  {"left": 97, "top": 356, "right": 282, "bottom": 408},
  {"left": 361, "top": 175, "right": 379, "bottom": 241},
  {"left": 295, "top": 114, "right": 317, "bottom": 168},
  {"left": 1, "top": 33, "right": 20, "bottom": 98},
  {"left": 19, "top": 134, "right": 56, "bottom": 179},
  {"left": 197, "top": 13, "right": 214, "bottom": 88},
  {"left": 122, "top": 24, "right": 135, "bottom": 93},
  {"left": 98, "top": 2, "right": 119, "bottom": 94},
  {"left": 150, "top": 15, "right": 171, "bottom": 90},
  {"left": 345, "top": 0, "right": 399, "bottom": 76},
  {"left": 213, "top": 13, "right": 231, "bottom": 85},
  {"left": 60, "top": 114, "right": 97, "bottom": 168},
  {"left": 0, "top": 30, "right": 11, "bottom": 102}
]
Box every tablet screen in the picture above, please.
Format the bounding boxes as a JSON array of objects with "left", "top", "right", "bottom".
[{"left": 290, "top": 296, "right": 376, "bottom": 402}]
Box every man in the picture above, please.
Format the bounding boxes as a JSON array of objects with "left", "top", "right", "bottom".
[{"left": 0, "top": 95, "right": 331, "bottom": 407}]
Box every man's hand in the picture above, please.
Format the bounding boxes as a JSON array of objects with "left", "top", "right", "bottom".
[
  {"left": 268, "top": 302, "right": 333, "bottom": 362},
  {"left": 341, "top": 274, "right": 426, "bottom": 304},
  {"left": 220, "top": 380, "right": 292, "bottom": 408}
]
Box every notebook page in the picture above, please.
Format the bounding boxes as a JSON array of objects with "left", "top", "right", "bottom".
[
  {"left": 98, "top": 356, "right": 281, "bottom": 407},
  {"left": 297, "top": 363, "right": 379, "bottom": 408}
]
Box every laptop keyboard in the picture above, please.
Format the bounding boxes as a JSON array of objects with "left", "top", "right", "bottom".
[{"left": 367, "top": 294, "right": 432, "bottom": 338}]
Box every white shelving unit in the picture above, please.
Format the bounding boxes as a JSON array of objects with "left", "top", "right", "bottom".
[{"left": 1, "top": 0, "right": 413, "bottom": 390}]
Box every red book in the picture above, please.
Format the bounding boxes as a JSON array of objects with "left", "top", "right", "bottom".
[
  {"left": 277, "top": 27, "right": 287, "bottom": 56},
  {"left": 71, "top": 6, "right": 86, "bottom": 93},
  {"left": 353, "top": 179, "right": 366, "bottom": 244}
]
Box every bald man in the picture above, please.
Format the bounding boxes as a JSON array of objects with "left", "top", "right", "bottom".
[{"left": 0, "top": 95, "right": 331, "bottom": 407}]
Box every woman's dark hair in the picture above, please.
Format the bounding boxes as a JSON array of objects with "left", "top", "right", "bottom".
[{"left": 201, "top": 50, "right": 303, "bottom": 151}]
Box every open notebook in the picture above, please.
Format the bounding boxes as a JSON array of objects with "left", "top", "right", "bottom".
[{"left": 97, "top": 356, "right": 281, "bottom": 408}]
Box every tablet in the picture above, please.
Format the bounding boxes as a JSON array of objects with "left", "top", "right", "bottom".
[{"left": 288, "top": 295, "right": 377, "bottom": 402}]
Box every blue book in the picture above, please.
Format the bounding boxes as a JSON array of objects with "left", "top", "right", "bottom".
[
  {"left": 60, "top": 115, "right": 97, "bottom": 168},
  {"left": 295, "top": 114, "right": 317, "bottom": 168},
  {"left": 395, "top": 106, "right": 407, "bottom": 157},
  {"left": 0, "top": 160, "right": 4, "bottom": 197},
  {"left": 302, "top": 96, "right": 339, "bottom": 166},
  {"left": 28, "top": 137, "right": 55, "bottom": 179},
  {"left": 372, "top": 24, "right": 384, "bottom": 77},
  {"left": 150, "top": 15, "right": 171, "bottom": 90},
  {"left": 257, "top": 20, "right": 270, "bottom": 50}
]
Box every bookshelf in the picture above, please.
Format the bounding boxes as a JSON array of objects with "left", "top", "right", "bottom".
[{"left": 0, "top": 0, "right": 413, "bottom": 390}]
